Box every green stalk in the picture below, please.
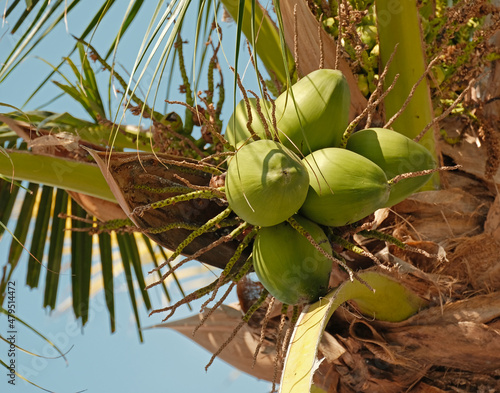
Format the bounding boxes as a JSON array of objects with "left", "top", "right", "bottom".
[
  {"left": 280, "top": 271, "right": 427, "bottom": 392},
  {"left": 0, "top": 150, "right": 116, "bottom": 202},
  {"left": 375, "top": 0, "right": 438, "bottom": 188},
  {"left": 221, "top": 0, "right": 293, "bottom": 87}
]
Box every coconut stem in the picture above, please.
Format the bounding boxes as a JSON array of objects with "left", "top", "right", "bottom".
[
  {"left": 154, "top": 207, "right": 232, "bottom": 272},
  {"left": 252, "top": 296, "right": 276, "bottom": 368},
  {"left": 144, "top": 222, "right": 203, "bottom": 234},
  {"left": 359, "top": 229, "right": 406, "bottom": 248},
  {"left": 387, "top": 165, "right": 460, "bottom": 186},
  {"left": 359, "top": 230, "right": 443, "bottom": 261},
  {"left": 340, "top": 43, "right": 399, "bottom": 147},
  {"left": 150, "top": 256, "right": 253, "bottom": 322},
  {"left": 149, "top": 277, "right": 221, "bottom": 320},
  {"left": 329, "top": 232, "right": 387, "bottom": 269},
  {"left": 272, "top": 304, "right": 290, "bottom": 392},
  {"left": 281, "top": 305, "right": 300, "bottom": 355},
  {"left": 132, "top": 188, "right": 224, "bottom": 217},
  {"left": 199, "top": 223, "right": 255, "bottom": 310},
  {"left": 65, "top": 216, "right": 134, "bottom": 235},
  {"left": 193, "top": 281, "right": 237, "bottom": 336},
  {"left": 133, "top": 184, "right": 192, "bottom": 194},
  {"left": 147, "top": 222, "right": 249, "bottom": 290}
]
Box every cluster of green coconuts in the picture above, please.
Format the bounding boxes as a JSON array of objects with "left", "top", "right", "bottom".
[{"left": 223, "top": 69, "right": 436, "bottom": 306}]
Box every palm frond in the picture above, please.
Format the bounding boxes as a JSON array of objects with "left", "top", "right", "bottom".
[
  {"left": 220, "top": 0, "right": 294, "bottom": 88},
  {"left": 0, "top": 0, "right": 297, "bottom": 339},
  {"left": 1, "top": 1, "right": 145, "bottom": 105},
  {"left": 43, "top": 187, "right": 68, "bottom": 309},
  {"left": 0, "top": 147, "right": 115, "bottom": 201},
  {"left": 0, "top": 115, "right": 184, "bottom": 340},
  {"left": 116, "top": 0, "right": 190, "bottom": 130},
  {"left": 70, "top": 199, "right": 93, "bottom": 325},
  {"left": 103, "top": 0, "right": 145, "bottom": 60},
  {"left": 115, "top": 232, "right": 145, "bottom": 342},
  {"left": 6, "top": 182, "right": 39, "bottom": 274},
  {"left": 26, "top": 185, "right": 53, "bottom": 288},
  {"left": 0, "top": 174, "right": 21, "bottom": 239},
  {"left": 0, "top": 172, "right": 186, "bottom": 340}
]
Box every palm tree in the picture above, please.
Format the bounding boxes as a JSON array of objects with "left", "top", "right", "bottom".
[{"left": 1, "top": 0, "right": 499, "bottom": 391}]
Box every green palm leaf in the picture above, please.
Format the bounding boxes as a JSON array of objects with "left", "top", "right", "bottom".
[{"left": 0, "top": 0, "right": 296, "bottom": 343}]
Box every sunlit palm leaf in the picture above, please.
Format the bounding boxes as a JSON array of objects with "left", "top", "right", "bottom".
[
  {"left": 1, "top": 110, "right": 156, "bottom": 152},
  {"left": 0, "top": 176, "right": 160, "bottom": 337},
  {"left": 70, "top": 200, "right": 93, "bottom": 325},
  {"left": 117, "top": 0, "right": 189, "bottom": 130},
  {"left": 191, "top": 1, "right": 220, "bottom": 95},
  {"left": 221, "top": 0, "right": 293, "bottom": 88},
  {"left": 98, "top": 232, "right": 116, "bottom": 332},
  {"left": 0, "top": 0, "right": 66, "bottom": 83},
  {"left": 1, "top": 0, "right": 139, "bottom": 105},
  {"left": 43, "top": 188, "right": 68, "bottom": 309},
  {"left": 0, "top": 108, "right": 185, "bottom": 339},
  {"left": 26, "top": 185, "right": 53, "bottom": 288},
  {"left": 0, "top": 177, "right": 21, "bottom": 238},
  {"left": 0, "top": 149, "right": 115, "bottom": 201},
  {"left": 116, "top": 233, "right": 145, "bottom": 342},
  {"left": 7, "top": 182, "right": 39, "bottom": 272},
  {"left": 103, "top": 0, "right": 145, "bottom": 60}
]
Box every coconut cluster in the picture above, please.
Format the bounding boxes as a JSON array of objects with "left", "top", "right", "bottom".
[{"left": 223, "top": 69, "right": 436, "bottom": 306}]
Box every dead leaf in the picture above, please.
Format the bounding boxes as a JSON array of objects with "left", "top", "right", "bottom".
[
  {"left": 0, "top": 115, "right": 102, "bottom": 159},
  {"left": 485, "top": 193, "right": 500, "bottom": 240},
  {"left": 365, "top": 292, "right": 500, "bottom": 373},
  {"left": 446, "top": 233, "right": 500, "bottom": 291},
  {"left": 439, "top": 129, "right": 500, "bottom": 186},
  {"left": 67, "top": 191, "right": 127, "bottom": 222},
  {"left": 392, "top": 188, "right": 489, "bottom": 244},
  {"left": 408, "top": 382, "right": 448, "bottom": 393}
]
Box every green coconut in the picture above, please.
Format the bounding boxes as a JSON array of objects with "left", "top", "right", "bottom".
[
  {"left": 224, "top": 97, "right": 276, "bottom": 149},
  {"left": 225, "top": 139, "right": 309, "bottom": 227},
  {"left": 300, "top": 148, "right": 390, "bottom": 227},
  {"left": 275, "top": 69, "right": 350, "bottom": 155},
  {"left": 253, "top": 215, "right": 333, "bottom": 305},
  {"left": 346, "top": 128, "right": 437, "bottom": 207}
]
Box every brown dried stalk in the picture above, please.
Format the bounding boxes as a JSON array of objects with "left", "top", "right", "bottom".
[
  {"left": 252, "top": 296, "right": 276, "bottom": 368},
  {"left": 415, "top": 77, "right": 482, "bottom": 142},
  {"left": 385, "top": 55, "right": 442, "bottom": 129}
]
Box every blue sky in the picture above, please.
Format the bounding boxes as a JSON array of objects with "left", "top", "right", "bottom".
[{"left": 0, "top": 2, "right": 273, "bottom": 392}]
